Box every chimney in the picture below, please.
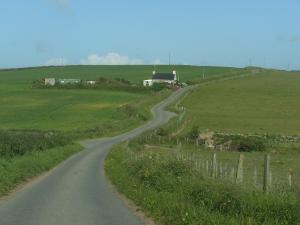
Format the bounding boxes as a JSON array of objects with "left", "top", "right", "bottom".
[{"left": 173, "top": 70, "right": 177, "bottom": 81}]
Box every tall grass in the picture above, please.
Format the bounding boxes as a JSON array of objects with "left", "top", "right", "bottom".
[
  {"left": 106, "top": 143, "right": 299, "bottom": 225},
  {"left": 0, "top": 130, "right": 71, "bottom": 157}
]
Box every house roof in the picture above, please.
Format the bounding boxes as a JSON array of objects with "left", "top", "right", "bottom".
[{"left": 152, "top": 73, "right": 175, "bottom": 81}]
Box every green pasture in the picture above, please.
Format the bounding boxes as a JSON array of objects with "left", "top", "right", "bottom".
[
  {"left": 0, "top": 65, "right": 238, "bottom": 132},
  {"left": 181, "top": 71, "right": 300, "bottom": 135},
  {"left": 0, "top": 88, "right": 143, "bottom": 131}
]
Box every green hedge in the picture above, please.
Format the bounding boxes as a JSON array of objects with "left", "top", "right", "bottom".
[{"left": 0, "top": 130, "right": 71, "bottom": 157}]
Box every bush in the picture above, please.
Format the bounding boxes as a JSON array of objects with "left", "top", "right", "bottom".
[
  {"left": 156, "top": 128, "right": 168, "bottom": 136},
  {"left": 151, "top": 83, "right": 169, "bottom": 91},
  {"left": 0, "top": 130, "right": 71, "bottom": 157},
  {"left": 187, "top": 126, "right": 199, "bottom": 140},
  {"left": 230, "top": 136, "right": 266, "bottom": 152}
]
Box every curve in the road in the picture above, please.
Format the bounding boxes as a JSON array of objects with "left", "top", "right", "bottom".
[{"left": 0, "top": 87, "right": 190, "bottom": 225}]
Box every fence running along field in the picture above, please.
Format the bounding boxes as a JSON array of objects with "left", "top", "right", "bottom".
[
  {"left": 130, "top": 132, "right": 298, "bottom": 194},
  {"left": 128, "top": 149, "right": 297, "bottom": 194}
]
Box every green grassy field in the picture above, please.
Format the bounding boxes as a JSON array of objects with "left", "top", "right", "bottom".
[
  {"left": 0, "top": 65, "right": 238, "bottom": 132},
  {"left": 181, "top": 70, "right": 300, "bottom": 135},
  {"left": 168, "top": 69, "right": 300, "bottom": 187},
  {"left": 0, "top": 88, "right": 146, "bottom": 131}
]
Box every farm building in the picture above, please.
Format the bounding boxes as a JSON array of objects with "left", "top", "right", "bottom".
[
  {"left": 143, "top": 79, "right": 153, "bottom": 86},
  {"left": 57, "top": 79, "right": 81, "bottom": 85},
  {"left": 86, "top": 80, "right": 96, "bottom": 85},
  {"left": 143, "top": 70, "right": 178, "bottom": 86},
  {"left": 44, "top": 78, "right": 56, "bottom": 86}
]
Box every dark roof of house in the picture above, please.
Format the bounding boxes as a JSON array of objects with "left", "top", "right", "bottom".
[{"left": 152, "top": 73, "right": 175, "bottom": 80}]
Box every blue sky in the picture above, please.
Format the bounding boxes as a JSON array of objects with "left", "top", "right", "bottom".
[{"left": 0, "top": 0, "right": 300, "bottom": 69}]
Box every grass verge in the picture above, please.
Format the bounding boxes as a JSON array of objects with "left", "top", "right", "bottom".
[
  {"left": 0, "top": 143, "right": 82, "bottom": 197},
  {"left": 105, "top": 143, "right": 299, "bottom": 225}
]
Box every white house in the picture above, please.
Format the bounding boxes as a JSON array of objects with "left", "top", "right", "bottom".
[{"left": 143, "top": 70, "right": 178, "bottom": 86}]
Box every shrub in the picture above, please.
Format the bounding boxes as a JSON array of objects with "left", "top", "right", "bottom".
[
  {"left": 156, "top": 128, "right": 168, "bottom": 136},
  {"left": 230, "top": 136, "right": 266, "bottom": 152},
  {"left": 187, "top": 125, "right": 199, "bottom": 140},
  {"left": 0, "top": 130, "right": 71, "bottom": 157}
]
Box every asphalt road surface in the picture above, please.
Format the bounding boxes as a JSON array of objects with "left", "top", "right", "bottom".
[{"left": 0, "top": 87, "right": 190, "bottom": 225}]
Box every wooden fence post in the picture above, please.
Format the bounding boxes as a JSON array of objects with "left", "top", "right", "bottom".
[
  {"left": 219, "top": 162, "right": 223, "bottom": 178},
  {"left": 231, "top": 167, "right": 235, "bottom": 181},
  {"left": 211, "top": 153, "right": 217, "bottom": 179},
  {"left": 288, "top": 169, "right": 293, "bottom": 188},
  {"left": 222, "top": 163, "right": 227, "bottom": 177},
  {"left": 206, "top": 160, "right": 209, "bottom": 173},
  {"left": 253, "top": 166, "right": 258, "bottom": 188},
  {"left": 263, "top": 154, "right": 270, "bottom": 193},
  {"left": 269, "top": 170, "right": 272, "bottom": 189},
  {"left": 236, "top": 154, "right": 244, "bottom": 184}
]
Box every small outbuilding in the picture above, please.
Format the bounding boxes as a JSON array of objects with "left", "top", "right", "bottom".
[
  {"left": 86, "top": 80, "right": 96, "bottom": 85},
  {"left": 143, "top": 79, "right": 153, "bottom": 86},
  {"left": 58, "top": 79, "right": 81, "bottom": 85},
  {"left": 44, "top": 78, "right": 56, "bottom": 86}
]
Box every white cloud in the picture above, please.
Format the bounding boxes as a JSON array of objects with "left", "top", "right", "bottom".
[
  {"left": 81, "top": 53, "right": 144, "bottom": 65},
  {"left": 44, "top": 57, "right": 68, "bottom": 66}
]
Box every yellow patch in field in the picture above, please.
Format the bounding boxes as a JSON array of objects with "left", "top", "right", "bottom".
[
  {"left": 72, "top": 103, "right": 121, "bottom": 110},
  {"left": 0, "top": 98, "right": 51, "bottom": 107}
]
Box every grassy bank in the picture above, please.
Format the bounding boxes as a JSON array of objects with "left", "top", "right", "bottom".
[
  {"left": 0, "top": 143, "right": 82, "bottom": 196},
  {"left": 0, "top": 129, "right": 82, "bottom": 196},
  {"left": 106, "top": 142, "right": 299, "bottom": 225}
]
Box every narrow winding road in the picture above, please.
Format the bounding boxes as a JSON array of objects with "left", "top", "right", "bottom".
[{"left": 0, "top": 87, "right": 190, "bottom": 225}]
